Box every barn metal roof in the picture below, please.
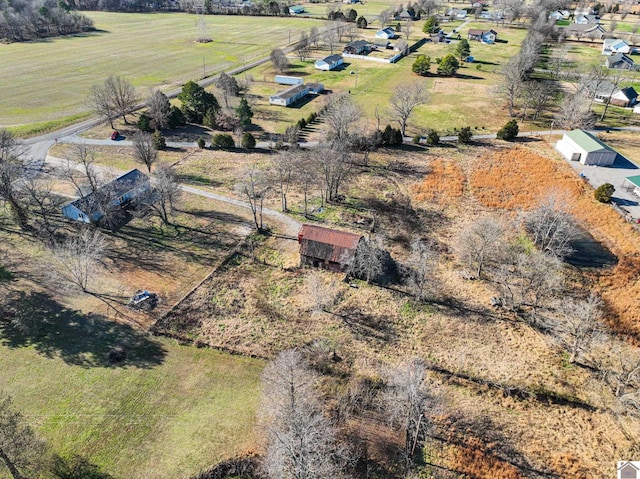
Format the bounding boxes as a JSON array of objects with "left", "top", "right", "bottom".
[
  {"left": 625, "top": 175, "right": 640, "bottom": 188},
  {"left": 565, "top": 130, "right": 614, "bottom": 153},
  {"left": 298, "top": 224, "right": 362, "bottom": 264}
]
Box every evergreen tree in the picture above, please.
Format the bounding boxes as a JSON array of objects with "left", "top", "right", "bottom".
[
  {"left": 455, "top": 38, "right": 471, "bottom": 61},
  {"left": 412, "top": 54, "right": 431, "bottom": 76},
  {"left": 437, "top": 54, "right": 460, "bottom": 76},
  {"left": 422, "top": 16, "right": 439, "bottom": 33},
  {"left": 236, "top": 98, "right": 253, "bottom": 127}
]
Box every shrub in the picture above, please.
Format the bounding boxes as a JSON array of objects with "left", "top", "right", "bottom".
[
  {"left": 197, "top": 137, "right": 206, "bottom": 149},
  {"left": 412, "top": 54, "right": 431, "bottom": 76},
  {"left": 212, "top": 133, "right": 235, "bottom": 149},
  {"left": 168, "top": 105, "right": 185, "bottom": 129},
  {"left": 297, "top": 118, "right": 307, "bottom": 129},
  {"left": 382, "top": 124, "right": 403, "bottom": 146},
  {"left": 594, "top": 183, "right": 615, "bottom": 203},
  {"left": 152, "top": 130, "right": 166, "bottom": 150},
  {"left": 457, "top": 126, "right": 472, "bottom": 145},
  {"left": 242, "top": 132, "right": 256, "bottom": 149},
  {"left": 426, "top": 130, "right": 440, "bottom": 146},
  {"left": 137, "top": 113, "right": 152, "bottom": 132},
  {"left": 496, "top": 119, "right": 519, "bottom": 141},
  {"left": 412, "top": 134, "right": 422, "bottom": 144},
  {"left": 307, "top": 112, "right": 317, "bottom": 123}
]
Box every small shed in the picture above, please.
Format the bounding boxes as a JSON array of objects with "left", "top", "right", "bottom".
[
  {"left": 623, "top": 176, "right": 640, "bottom": 197},
  {"left": 314, "top": 54, "right": 344, "bottom": 71},
  {"left": 274, "top": 75, "right": 303, "bottom": 85},
  {"left": 298, "top": 224, "right": 363, "bottom": 272},
  {"left": 375, "top": 27, "right": 395, "bottom": 39},
  {"left": 289, "top": 5, "right": 305, "bottom": 14},
  {"left": 555, "top": 129, "right": 617, "bottom": 166}
]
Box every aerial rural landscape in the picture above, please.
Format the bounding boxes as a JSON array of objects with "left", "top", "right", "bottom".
[{"left": 2, "top": 0, "right": 640, "bottom": 477}]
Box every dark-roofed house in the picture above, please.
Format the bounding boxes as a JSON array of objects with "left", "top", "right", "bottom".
[
  {"left": 564, "top": 23, "right": 606, "bottom": 39},
  {"left": 467, "top": 29, "right": 497, "bottom": 44},
  {"left": 298, "top": 224, "right": 363, "bottom": 272},
  {"left": 605, "top": 53, "right": 638, "bottom": 70},
  {"left": 315, "top": 54, "right": 344, "bottom": 71},
  {"left": 555, "top": 129, "right": 617, "bottom": 166},
  {"left": 610, "top": 87, "right": 638, "bottom": 107},
  {"left": 344, "top": 40, "right": 371, "bottom": 54},
  {"left": 62, "top": 169, "right": 151, "bottom": 225}
]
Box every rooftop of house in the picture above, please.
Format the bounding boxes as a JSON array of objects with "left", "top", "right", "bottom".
[
  {"left": 67, "top": 168, "right": 148, "bottom": 214},
  {"left": 565, "top": 129, "right": 614, "bottom": 153}
]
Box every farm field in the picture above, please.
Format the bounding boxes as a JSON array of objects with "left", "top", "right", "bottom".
[{"left": 0, "top": 12, "right": 326, "bottom": 127}]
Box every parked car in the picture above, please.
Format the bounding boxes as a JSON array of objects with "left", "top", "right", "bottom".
[{"left": 110, "top": 130, "right": 119, "bottom": 140}]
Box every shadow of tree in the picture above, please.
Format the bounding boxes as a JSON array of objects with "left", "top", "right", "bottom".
[{"left": 1, "top": 292, "right": 167, "bottom": 369}]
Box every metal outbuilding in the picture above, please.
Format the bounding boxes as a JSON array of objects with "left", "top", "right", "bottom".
[
  {"left": 298, "top": 224, "right": 363, "bottom": 272},
  {"left": 555, "top": 129, "right": 618, "bottom": 166}
]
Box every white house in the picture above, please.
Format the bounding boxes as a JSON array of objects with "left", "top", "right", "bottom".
[
  {"left": 269, "top": 83, "right": 324, "bottom": 107},
  {"left": 555, "top": 129, "right": 617, "bottom": 166},
  {"left": 375, "top": 27, "right": 395, "bottom": 39},
  {"left": 314, "top": 54, "right": 344, "bottom": 71},
  {"left": 602, "top": 38, "right": 631, "bottom": 56},
  {"left": 575, "top": 14, "right": 598, "bottom": 24}
]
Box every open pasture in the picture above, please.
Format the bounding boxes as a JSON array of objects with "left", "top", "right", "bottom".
[{"left": 0, "top": 12, "right": 326, "bottom": 128}]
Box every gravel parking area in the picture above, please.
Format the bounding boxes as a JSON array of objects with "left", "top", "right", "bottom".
[{"left": 561, "top": 149, "right": 640, "bottom": 221}]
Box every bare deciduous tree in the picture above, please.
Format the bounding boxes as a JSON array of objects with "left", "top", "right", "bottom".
[
  {"left": 402, "top": 19, "right": 413, "bottom": 40},
  {"left": 408, "top": 238, "right": 438, "bottom": 301},
  {"left": 0, "top": 393, "right": 48, "bottom": 479},
  {"left": 146, "top": 89, "right": 171, "bottom": 131},
  {"left": 494, "top": 250, "right": 563, "bottom": 314},
  {"left": 294, "top": 31, "right": 311, "bottom": 61},
  {"left": 22, "top": 177, "right": 61, "bottom": 242},
  {"left": 497, "top": 55, "right": 526, "bottom": 117},
  {"left": 236, "top": 165, "right": 270, "bottom": 231},
  {"left": 378, "top": 8, "right": 391, "bottom": 27},
  {"left": 520, "top": 80, "right": 555, "bottom": 121},
  {"left": 323, "top": 26, "right": 339, "bottom": 54},
  {"left": 270, "top": 152, "right": 297, "bottom": 212},
  {"left": 294, "top": 153, "right": 319, "bottom": 218},
  {"left": 260, "top": 349, "right": 347, "bottom": 479},
  {"left": 382, "top": 358, "right": 436, "bottom": 465},
  {"left": 456, "top": 216, "right": 505, "bottom": 279},
  {"left": 306, "top": 270, "right": 339, "bottom": 313},
  {"left": 215, "top": 72, "right": 240, "bottom": 109},
  {"left": 146, "top": 165, "right": 180, "bottom": 225},
  {"left": 132, "top": 132, "right": 158, "bottom": 173},
  {"left": 0, "top": 129, "right": 30, "bottom": 229},
  {"left": 522, "top": 192, "right": 578, "bottom": 259},
  {"left": 556, "top": 293, "right": 606, "bottom": 364},
  {"left": 88, "top": 76, "right": 136, "bottom": 127},
  {"left": 314, "top": 144, "right": 353, "bottom": 203},
  {"left": 600, "top": 344, "right": 640, "bottom": 410},
  {"left": 389, "top": 82, "right": 428, "bottom": 136},
  {"left": 555, "top": 91, "right": 596, "bottom": 130},
  {"left": 322, "top": 92, "right": 360, "bottom": 142},
  {"left": 351, "top": 236, "right": 385, "bottom": 283},
  {"left": 53, "top": 229, "right": 107, "bottom": 293},
  {"left": 270, "top": 48, "right": 289, "bottom": 73}
]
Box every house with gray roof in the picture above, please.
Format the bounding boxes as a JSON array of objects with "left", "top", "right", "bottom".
[
  {"left": 555, "top": 129, "right": 618, "bottom": 166},
  {"left": 602, "top": 38, "right": 630, "bottom": 56}
]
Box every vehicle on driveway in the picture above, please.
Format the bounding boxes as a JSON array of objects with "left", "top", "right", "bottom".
[{"left": 110, "top": 130, "right": 119, "bottom": 140}]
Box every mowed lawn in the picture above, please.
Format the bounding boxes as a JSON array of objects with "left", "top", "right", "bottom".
[
  {"left": 246, "top": 20, "right": 526, "bottom": 135},
  {"left": 0, "top": 329, "right": 263, "bottom": 479},
  {"left": 0, "top": 12, "right": 326, "bottom": 127}
]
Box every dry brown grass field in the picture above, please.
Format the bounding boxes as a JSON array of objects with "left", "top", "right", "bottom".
[{"left": 139, "top": 136, "right": 640, "bottom": 478}]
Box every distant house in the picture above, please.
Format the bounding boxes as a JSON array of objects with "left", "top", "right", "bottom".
[
  {"left": 269, "top": 83, "right": 324, "bottom": 107},
  {"left": 375, "top": 27, "right": 396, "bottom": 39},
  {"left": 602, "top": 38, "right": 631, "bottom": 56},
  {"left": 574, "top": 6, "right": 594, "bottom": 16},
  {"left": 62, "top": 169, "right": 151, "bottom": 225},
  {"left": 555, "top": 129, "right": 617, "bottom": 166},
  {"left": 344, "top": 39, "right": 372, "bottom": 54},
  {"left": 289, "top": 5, "right": 305, "bottom": 14},
  {"left": 298, "top": 224, "right": 363, "bottom": 272},
  {"left": 549, "top": 9, "right": 570, "bottom": 20},
  {"left": 564, "top": 23, "right": 606, "bottom": 39},
  {"left": 374, "top": 39, "right": 391, "bottom": 49},
  {"left": 467, "top": 29, "right": 497, "bottom": 43},
  {"left": 395, "top": 9, "right": 415, "bottom": 20},
  {"left": 446, "top": 7, "right": 467, "bottom": 18},
  {"left": 574, "top": 14, "right": 598, "bottom": 24},
  {"left": 610, "top": 87, "right": 638, "bottom": 107},
  {"left": 314, "top": 54, "right": 344, "bottom": 71},
  {"left": 605, "top": 53, "right": 637, "bottom": 70}
]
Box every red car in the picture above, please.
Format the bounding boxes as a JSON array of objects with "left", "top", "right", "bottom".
[{"left": 110, "top": 130, "right": 119, "bottom": 140}]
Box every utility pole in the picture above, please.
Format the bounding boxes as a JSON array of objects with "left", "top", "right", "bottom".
[{"left": 202, "top": 57, "right": 206, "bottom": 78}]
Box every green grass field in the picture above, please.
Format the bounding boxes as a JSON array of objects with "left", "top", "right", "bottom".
[
  {"left": 0, "top": 298, "right": 263, "bottom": 479},
  {"left": 0, "top": 12, "right": 326, "bottom": 127},
  {"left": 245, "top": 20, "right": 526, "bottom": 135}
]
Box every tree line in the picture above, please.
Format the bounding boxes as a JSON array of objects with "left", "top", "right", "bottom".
[{"left": 0, "top": 0, "right": 93, "bottom": 42}]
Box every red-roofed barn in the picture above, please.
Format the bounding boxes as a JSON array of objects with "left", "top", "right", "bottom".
[{"left": 298, "top": 224, "right": 363, "bottom": 272}]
